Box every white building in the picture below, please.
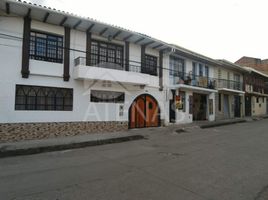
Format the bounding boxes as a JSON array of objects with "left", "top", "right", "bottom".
[
  {"left": 0, "top": 0, "right": 171, "bottom": 140},
  {"left": 214, "top": 60, "right": 246, "bottom": 120},
  {"left": 162, "top": 45, "right": 219, "bottom": 125}
]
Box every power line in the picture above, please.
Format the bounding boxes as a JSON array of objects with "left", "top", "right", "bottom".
[{"left": 0, "top": 32, "right": 188, "bottom": 73}]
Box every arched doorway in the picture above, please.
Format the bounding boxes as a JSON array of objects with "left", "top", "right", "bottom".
[{"left": 129, "top": 94, "right": 160, "bottom": 128}]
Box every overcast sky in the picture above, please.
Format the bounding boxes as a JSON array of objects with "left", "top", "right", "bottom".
[{"left": 30, "top": 0, "right": 268, "bottom": 62}]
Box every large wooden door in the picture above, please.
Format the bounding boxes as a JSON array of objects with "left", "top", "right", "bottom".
[{"left": 129, "top": 94, "right": 160, "bottom": 128}]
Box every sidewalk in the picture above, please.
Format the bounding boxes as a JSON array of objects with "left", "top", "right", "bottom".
[
  {"left": 0, "top": 131, "right": 146, "bottom": 158},
  {"left": 0, "top": 116, "right": 267, "bottom": 158}
]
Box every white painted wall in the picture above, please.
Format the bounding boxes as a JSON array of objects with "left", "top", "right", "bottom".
[
  {"left": 0, "top": 16, "right": 164, "bottom": 123},
  {"left": 176, "top": 90, "right": 193, "bottom": 124}
]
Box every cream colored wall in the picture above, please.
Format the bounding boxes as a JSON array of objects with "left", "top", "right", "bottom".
[
  {"left": 214, "top": 66, "right": 243, "bottom": 82},
  {"left": 252, "top": 96, "right": 267, "bottom": 116}
]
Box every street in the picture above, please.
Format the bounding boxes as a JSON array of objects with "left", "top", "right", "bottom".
[{"left": 1, "top": 119, "right": 268, "bottom": 200}]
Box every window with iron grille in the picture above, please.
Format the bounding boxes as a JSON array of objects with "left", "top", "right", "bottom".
[
  {"left": 199, "top": 64, "right": 203, "bottom": 77},
  {"left": 205, "top": 66, "right": 209, "bottom": 77},
  {"left": 30, "top": 31, "right": 63, "bottom": 63},
  {"left": 90, "top": 90, "right": 125, "bottom": 103},
  {"left": 90, "top": 40, "right": 124, "bottom": 67},
  {"left": 169, "top": 56, "right": 184, "bottom": 78},
  {"left": 143, "top": 54, "right": 158, "bottom": 76},
  {"left": 15, "top": 85, "right": 73, "bottom": 111},
  {"left": 192, "top": 62, "right": 197, "bottom": 80}
]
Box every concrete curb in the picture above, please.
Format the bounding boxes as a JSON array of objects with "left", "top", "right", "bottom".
[
  {"left": 200, "top": 119, "right": 247, "bottom": 129},
  {"left": 0, "top": 135, "right": 145, "bottom": 158}
]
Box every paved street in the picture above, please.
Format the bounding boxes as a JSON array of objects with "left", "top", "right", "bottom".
[{"left": 1, "top": 119, "right": 268, "bottom": 200}]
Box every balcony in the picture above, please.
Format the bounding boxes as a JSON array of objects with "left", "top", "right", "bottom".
[
  {"left": 217, "top": 79, "right": 243, "bottom": 91},
  {"left": 73, "top": 57, "right": 159, "bottom": 86},
  {"left": 245, "top": 83, "right": 268, "bottom": 96},
  {"left": 170, "top": 72, "right": 216, "bottom": 90}
]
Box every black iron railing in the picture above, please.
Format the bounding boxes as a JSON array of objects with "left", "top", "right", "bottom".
[
  {"left": 169, "top": 71, "right": 216, "bottom": 89},
  {"left": 74, "top": 57, "right": 158, "bottom": 76},
  {"left": 217, "top": 79, "right": 243, "bottom": 91}
]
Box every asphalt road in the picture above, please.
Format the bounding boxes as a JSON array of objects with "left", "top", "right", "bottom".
[{"left": 1, "top": 119, "right": 268, "bottom": 200}]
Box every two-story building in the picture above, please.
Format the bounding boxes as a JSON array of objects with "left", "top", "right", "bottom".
[
  {"left": 0, "top": 0, "right": 176, "bottom": 141},
  {"left": 215, "top": 60, "right": 246, "bottom": 120},
  {"left": 163, "top": 45, "right": 218, "bottom": 124},
  {"left": 243, "top": 67, "right": 268, "bottom": 117}
]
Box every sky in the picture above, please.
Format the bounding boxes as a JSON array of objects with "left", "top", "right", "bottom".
[{"left": 30, "top": 0, "right": 268, "bottom": 62}]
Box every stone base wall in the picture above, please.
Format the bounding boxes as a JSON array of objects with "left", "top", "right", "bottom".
[{"left": 0, "top": 121, "right": 128, "bottom": 143}]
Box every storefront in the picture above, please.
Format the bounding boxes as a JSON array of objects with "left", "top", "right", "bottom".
[{"left": 169, "top": 85, "right": 217, "bottom": 124}]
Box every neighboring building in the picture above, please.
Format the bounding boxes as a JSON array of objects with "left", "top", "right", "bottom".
[
  {"left": 164, "top": 46, "right": 218, "bottom": 124},
  {"left": 215, "top": 60, "right": 246, "bottom": 120},
  {"left": 235, "top": 56, "right": 268, "bottom": 75},
  {"left": 243, "top": 67, "right": 268, "bottom": 117}
]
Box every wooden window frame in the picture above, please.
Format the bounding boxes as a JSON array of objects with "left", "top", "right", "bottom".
[
  {"left": 29, "top": 30, "right": 63, "bottom": 63},
  {"left": 90, "top": 40, "right": 124, "bottom": 67}
]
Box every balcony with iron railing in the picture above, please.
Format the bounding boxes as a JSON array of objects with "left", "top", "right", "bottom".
[
  {"left": 169, "top": 71, "right": 216, "bottom": 90},
  {"left": 73, "top": 57, "right": 159, "bottom": 86},
  {"left": 217, "top": 79, "right": 243, "bottom": 91},
  {"left": 169, "top": 71, "right": 243, "bottom": 91}
]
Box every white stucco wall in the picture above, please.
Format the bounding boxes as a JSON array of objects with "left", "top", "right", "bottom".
[{"left": 0, "top": 16, "right": 164, "bottom": 123}]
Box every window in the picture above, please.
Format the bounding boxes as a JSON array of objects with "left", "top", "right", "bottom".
[
  {"left": 15, "top": 85, "right": 73, "bottom": 111},
  {"left": 256, "top": 97, "right": 259, "bottom": 103},
  {"left": 205, "top": 66, "right": 209, "bottom": 77},
  {"left": 90, "top": 90, "right": 125, "bottom": 103},
  {"left": 30, "top": 31, "right": 63, "bottom": 63},
  {"left": 199, "top": 64, "right": 203, "bottom": 77},
  {"left": 234, "top": 74, "right": 241, "bottom": 90},
  {"left": 169, "top": 56, "right": 185, "bottom": 78},
  {"left": 90, "top": 40, "right": 123, "bottom": 68},
  {"left": 143, "top": 54, "right": 157, "bottom": 76},
  {"left": 218, "top": 93, "right": 222, "bottom": 111},
  {"left": 192, "top": 62, "right": 197, "bottom": 80},
  {"left": 218, "top": 69, "right": 222, "bottom": 79}
]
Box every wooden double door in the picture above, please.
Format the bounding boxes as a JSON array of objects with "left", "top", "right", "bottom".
[{"left": 129, "top": 94, "right": 160, "bottom": 128}]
